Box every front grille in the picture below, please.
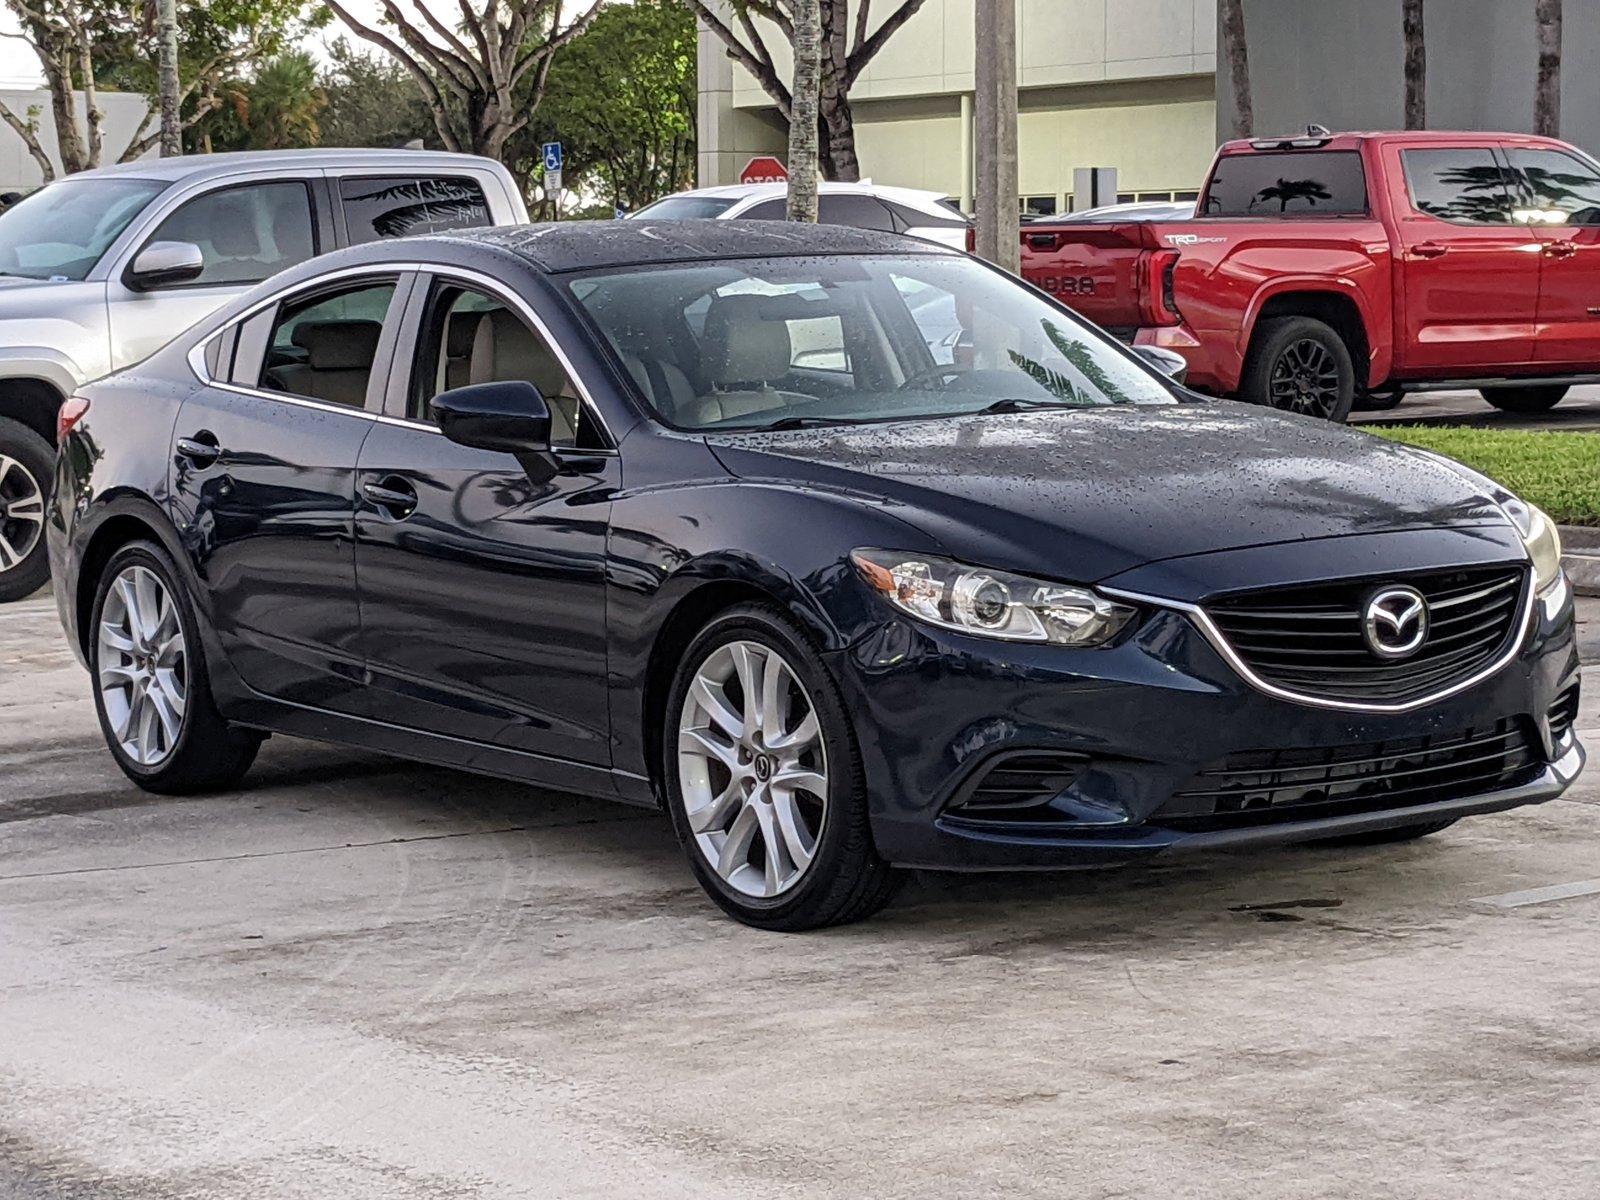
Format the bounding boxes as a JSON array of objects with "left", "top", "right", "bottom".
[
  {"left": 945, "top": 751, "right": 1087, "bottom": 822},
  {"left": 1154, "top": 718, "right": 1542, "bottom": 832},
  {"left": 1549, "top": 680, "right": 1580, "bottom": 743},
  {"left": 1206, "top": 565, "right": 1527, "bottom": 704}
]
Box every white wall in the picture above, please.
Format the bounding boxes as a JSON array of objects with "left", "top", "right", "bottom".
[{"left": 0, "top": 89, "right": 154, "bottom": 191}]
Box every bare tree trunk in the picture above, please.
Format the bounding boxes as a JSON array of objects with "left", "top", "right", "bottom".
[
  {"left": 787, "top": 0, "right": 821, "bottom": 221},
  {"left": 973, "top": 0, "right": 1017, "bottom": 273},
  {"left": 1220, "top": 0, "right": 1252, "bottom": 139},
  {"left": 818, "top": 0, "right": 857, "bottom": 181},
  {"left": 1402, "top": 0, "right": 1425, "bottom": 129},
  {"left": 157, "top": 0, "right": 181, "bottom": 155},
  {"left": 1534, "top": 0, "right": 1562, "bottom": 137}
]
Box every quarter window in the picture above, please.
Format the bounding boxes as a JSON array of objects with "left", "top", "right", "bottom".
[
  {"left": 255, "top": 281, "right": 398, "bottom": 409},
  {"left": 1507, "top": 149, "right": 1600, "bottom": 226},
  {"left": 410, "top": 281, "right": 601, "bottom": 449},
  {"left": 340, "top": 176, "right": 491, "bottom": 245},
  {"left": 143, "top": 181, "right": 316, "bottom": 287},
  {"left": 1403, "top": 149, "right": 1514, "bottom": 224}
]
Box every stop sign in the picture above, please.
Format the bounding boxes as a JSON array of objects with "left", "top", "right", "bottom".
[{"left": 740, "top": 155, "right": 789, "bottom": 185}]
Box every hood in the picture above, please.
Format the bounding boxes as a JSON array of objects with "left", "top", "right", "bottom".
[{"left": 705, "top": 402, "right": 1503, "bottom": 582}]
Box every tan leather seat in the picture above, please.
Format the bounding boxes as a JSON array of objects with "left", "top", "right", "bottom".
[
  {"left": 268, "top": 319, "right": 382, "bottom": 407},
  {"left": 442, "top": 310, "right": 481, "bottom": 391},
  {"left": 468, "top": 308, "right": 580, "bottom": 443},
  {"left": 693, "top": 296, "right": 794, "bottom": 425}
]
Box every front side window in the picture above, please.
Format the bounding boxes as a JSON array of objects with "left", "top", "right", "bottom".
[
  {"left": 340, "top": 176, "right": 491, "bottom": 245},
  {"left": 256, "top": 280, "right": 397, "bottom": 408},
  {"left": 146, "top": 182, "right": 316, "bottom": 287},
  {"left": 1201, "top": 150, "right": 1369, "bottom": 217},
  {"left": 568, "top": 254, "right": 1175, "bottom": 432},
  {"left": 1403, "top": 148, "right": 1514, "bottom": 224},
  {"left": 410, "top": 280, "right": 599, "bottom": 448},
  {"left": 0, "top": 177, "right": 164, "bottom": 281},
  {"left": 1508, "top": 148, "right": 1600, "bottom": 226}
]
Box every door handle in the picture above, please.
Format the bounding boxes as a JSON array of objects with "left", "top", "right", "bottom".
[
  {"left": 1545, "top": 240, "right": 1578, "bottom": 259},
  {"left": 361, "top": 476, "right": 418, "bottom": 519},
  {"left": 1411, "top": 241, "right": 1448, "bottom": 260},
  {"left": 175, "top": 431, "right": 221, "bottom": 466}
]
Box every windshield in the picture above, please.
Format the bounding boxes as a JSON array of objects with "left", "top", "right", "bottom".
[
  {"left": 630, "top": 195, "right": 740, "bottom": 220},
  {"left": 0, "top": 177, "right": 166, "bottom": 281},
  {"left": 568, "top": 254, "right": 1176, "bottom": 431}
]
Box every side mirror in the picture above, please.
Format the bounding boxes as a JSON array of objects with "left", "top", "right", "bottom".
[
  {"left": 1132, "top": 344, "right": 1189, "bottom": 386},
  {"left": 125, "top": 241, "right": 205, "bottom": 291},
  {"left": 431, "top": 381, "right": 552, "bottom": 454}
]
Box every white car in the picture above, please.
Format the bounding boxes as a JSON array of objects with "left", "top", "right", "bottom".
[{"left": 631, "top": 182, "right": 971, "bottom": 249}]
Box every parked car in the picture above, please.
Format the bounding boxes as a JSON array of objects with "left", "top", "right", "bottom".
[
  {"left": 49, "top": 221, "right": 1583, "bottom": 928},
  {"left": 0, "top": 148, "right": 527, "bottom": 602},
  {"left": 1017, "top": 129, "right": 1600, "bottom": 421},
  {"left": 1071, "top": 199, "right": 1196, "bottom": 223},
  {"left": 631, "top": 181, "right": 971, "bottom": 249}
]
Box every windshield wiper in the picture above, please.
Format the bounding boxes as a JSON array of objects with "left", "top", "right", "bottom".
[
  {"left": 972, "top": 397, "right": 1089, "bottom": 415},
  {"left": 748, "top": 415, "right": 850, "bottom": 432}
]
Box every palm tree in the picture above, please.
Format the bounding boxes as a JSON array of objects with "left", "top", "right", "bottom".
[
  {"left": 787, "top": 0, "right": 821, "bottom": 221},
  {"left": 1220, "top": 0, "right": 1252, "bottom": 138},
  {"left": 1402, "top": 0, "right": 1425, "bottom": 129},
  {"left": 233, "top": 53, "right": 326, "bottom": 150},
  {"left": 1534, "top": 0, "right": 1562, "bottom": 136}
]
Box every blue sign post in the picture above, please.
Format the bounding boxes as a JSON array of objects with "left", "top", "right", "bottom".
[{"left": 542, "top": 141, "right": 564, "bottom": 217}]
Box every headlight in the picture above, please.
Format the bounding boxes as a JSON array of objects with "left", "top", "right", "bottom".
[
  {"left": 850, "top": 550, "right": 1136, "bottom": 646},
  {"left": 1498, "top": 496, "right": 1563, "bottom": 595}
]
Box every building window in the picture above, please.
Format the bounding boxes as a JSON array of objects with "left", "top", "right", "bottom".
[{"left": 1021, "top": 195, "right": 1058, "bottom": 217}]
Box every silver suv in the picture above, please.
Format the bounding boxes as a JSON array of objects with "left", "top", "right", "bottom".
[{"left": 0, "top": 148, "right": 527, "bottom": 601}]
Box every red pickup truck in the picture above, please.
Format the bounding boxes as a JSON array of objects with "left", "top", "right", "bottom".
[{"left": 1019, "top": 129, "right": 1600, "bottom": 420}]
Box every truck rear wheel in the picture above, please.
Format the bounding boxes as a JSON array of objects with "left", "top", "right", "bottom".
[
  {"left": 1480, "top": 384, "right": 1568, "bottom": 413},
  {"left": 0, "top": 415, "right": 52, "bottom": 603},
  {"left": 1240, "top": 316, "right": 1355, "bottom": 422}
]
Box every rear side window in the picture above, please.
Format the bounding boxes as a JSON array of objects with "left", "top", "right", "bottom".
[
  {"left": 145, "top": 181, "right": 316, "bottom": 286},
  {"left": 252, "top": 281, "right": 398, "bottom": 408},
  {"left": 340, "top": 176, "right": 491, "bottom": 245},
  {"left": 1403, "top": 149, "right": 1515, "bottom": 224},
  {"left": 1200, "top": 151, "right": 1369, "bottom": 217},
  {"left": 818, "top": 194, "right": 896, "bottom": 231},
  {"left": 1507, "top": 149, "right": 1600, "bottom": 227}
]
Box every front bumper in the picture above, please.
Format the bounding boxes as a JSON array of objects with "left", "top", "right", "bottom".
[{"left": 832, "top": 562, "right": 1583, "bottom": 871}]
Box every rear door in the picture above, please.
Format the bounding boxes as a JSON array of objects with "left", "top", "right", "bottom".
[
  {"left": 1389, "top": 144, "right": 1541, "bottom": 374},
  {"left": 106, "top": 175, "right": 329, "bottom": 369},
  {"left": 1502, "top": 145, "right": 1600, "bottom": 367},
  {"left": 170, "top": 270, "right": 409, "bottom": 708}
]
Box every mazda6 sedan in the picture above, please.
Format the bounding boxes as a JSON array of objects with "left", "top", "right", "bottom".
[{"left": 49, "top": 222, "right": 1584, "bottom": 929}]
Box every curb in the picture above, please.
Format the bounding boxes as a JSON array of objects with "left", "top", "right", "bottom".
[{"left": 1559, "top": 525, "right": 1600, "bottom": 598}]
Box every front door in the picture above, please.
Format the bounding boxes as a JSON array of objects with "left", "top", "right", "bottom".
[
  {"left": 168, "top": 274, "right": 402, "bottom": 707},
  {"left": 1391, "top": 145, "right": 1542, "bottom": 375},
  {"left": 352, "top": 277, "right": 616, "bottom": 766},
  {"left": 107, "top": 178, "right": 324, "bottom": 370},
  {"left": 1504, "top": 146, "right": 1600, "bottom": 367}
]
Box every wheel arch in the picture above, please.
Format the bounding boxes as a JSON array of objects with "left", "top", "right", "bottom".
[
  {"left": 0, "top": 376, "right": 67, "bottom": 447},
  {"left": 1241, "top": 285, "right": 1377, "bottom": 391}
]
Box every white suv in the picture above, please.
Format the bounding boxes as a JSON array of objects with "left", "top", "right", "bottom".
[
  {"left": 0, "top": 149, "right": 527, "bottom": 601},
  {"left": 631, "top": 181, "right": 971, "bottom": 249}
]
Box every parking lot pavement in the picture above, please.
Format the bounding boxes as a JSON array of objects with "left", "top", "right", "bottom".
[
  {"left": 1352, "top": 385, "right": 1600, "bottom": 430},
  {"left": 2, "top": 595, "right": 1597, "bottom": 1200}
]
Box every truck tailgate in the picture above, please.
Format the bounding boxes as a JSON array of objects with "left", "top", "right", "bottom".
[{"left": 1017, "top": 222, "right": 1169, "bottom": 334}]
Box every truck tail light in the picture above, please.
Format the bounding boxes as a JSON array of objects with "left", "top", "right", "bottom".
[
  {"left": 57, "top": 396, "right": 90, "bottom": 442},
  {"left": 1138, "top": 250, "right": 1183, "bottom": 327}
]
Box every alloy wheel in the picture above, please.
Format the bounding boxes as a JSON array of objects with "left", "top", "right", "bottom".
[
  {"left": 0, "top": 453, "right": 44, "bottom": 574},
  {"left": 1268, "top": 338, "right": 1342, "bottom": 417},
  {"left": 677, "top": 639, "right": 829, "bottom": 899},
  {"left": 97, "top": 564, "right": 188, "bottom": 767}
]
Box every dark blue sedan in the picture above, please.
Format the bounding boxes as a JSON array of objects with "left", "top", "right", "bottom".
[{"left": 49, "top": 222, "right": 1584, "bottom": 929}]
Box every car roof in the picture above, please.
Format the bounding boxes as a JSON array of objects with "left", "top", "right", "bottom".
[
  {"left": 419, "top": 220, "right": 956, "bottom": 273},
  {"left": 64, "top": 147, "right": 506, "bottom": 184},
  {"left": 661, "top": 180, "right": 952, "bottom": 206},
  {"left": 1216, "top": 129, "right": 1579, "bottom": 155}
]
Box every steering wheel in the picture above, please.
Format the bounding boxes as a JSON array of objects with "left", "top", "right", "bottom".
[{"left": 896, "top": 364, "right": 980, "bottom": 392}]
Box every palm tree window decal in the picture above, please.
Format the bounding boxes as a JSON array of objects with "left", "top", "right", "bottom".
[
  {"left": 1250, "top": 178, "right": 1335, "bottom": 213},
  {"left": 342, "top": 178, "right": 491, "bottom": 242}
]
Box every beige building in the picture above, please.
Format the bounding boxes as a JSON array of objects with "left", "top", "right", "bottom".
[{"left": 698, "top": 0, "right": 1219, "bottom": 214}]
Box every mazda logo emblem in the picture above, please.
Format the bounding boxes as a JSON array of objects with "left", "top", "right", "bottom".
[{"left": 1362, "top": 586, "right": 1429, "bottom": 660}]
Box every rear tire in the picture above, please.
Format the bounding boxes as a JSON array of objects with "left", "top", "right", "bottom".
[
  {"left": 663, "top": 602, "right": 900, "bottom": 931},
  {"left": 1313, "top": 818, "right": 1457, "bottom": 847},
  {"left": 1240, "top": 316, "right": 1356, "bottom": 422},
  {"left": 89, "top": 540, "right": 261, "bottom": 794},
  {"left": 0, "top": 415, "right": 54, "bottom": 603},
  {"left": 1480, "top": 384, "right": 1568, "bottom": 413}
]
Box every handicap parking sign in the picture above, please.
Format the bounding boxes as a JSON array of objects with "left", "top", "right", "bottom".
[{"left": 543, "top": 142, "right": 563, "bottom": 173}]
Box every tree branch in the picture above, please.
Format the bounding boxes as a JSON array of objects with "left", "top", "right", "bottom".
[
  {"left": 845, "top": 0, "right": 928, "bottom": 81},
  {"left": 0, "top": 99, "right": 54, "bottom": 180},
  {"left": 373, "top": 0, "right": 477, "bottom": 96},
  {"left": 325, "top": 0, "right": 464, "bottom": 150}
]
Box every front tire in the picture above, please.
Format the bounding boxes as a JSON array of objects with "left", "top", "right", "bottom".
[
  {"left": 0, "top": 416, "right": 54, "bottom": 603},
  {"left": 1240, "top": 316, "right": 1356, "bottom": 422},
  {"left": 663, "top": 603, "right": 899, "bottom": 930},
  {"left": 1480, "top": 384, "right": 1568, "bottom": 413},
  {"left": 89, "top": 540, "right": 261, "bottom": 794}
]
